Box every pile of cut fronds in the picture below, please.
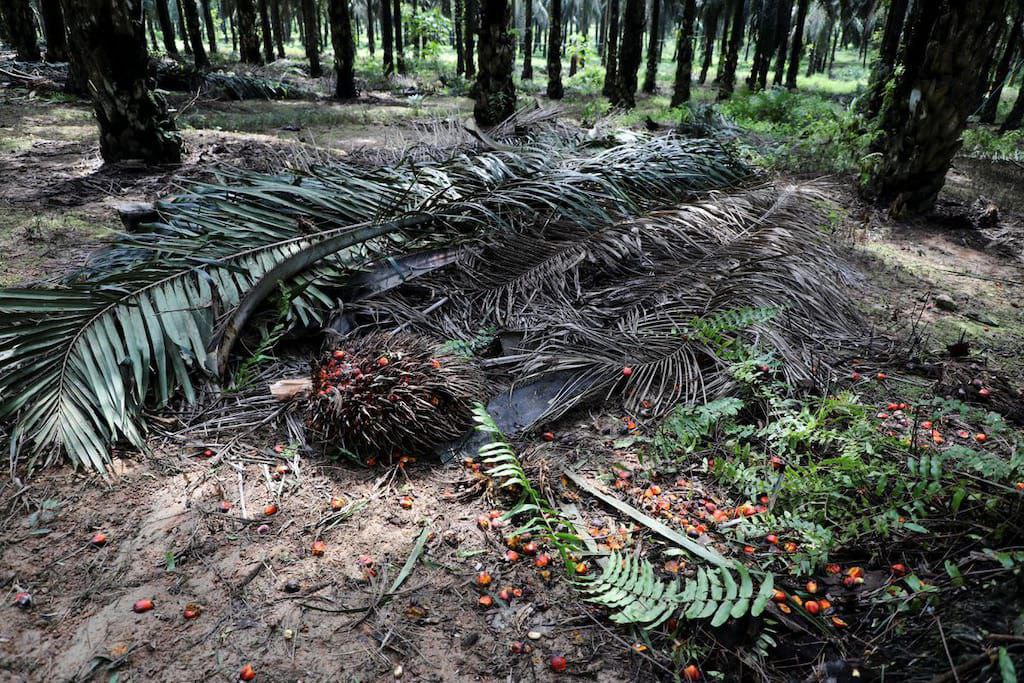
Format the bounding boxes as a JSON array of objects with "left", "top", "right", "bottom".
[
  {"left": 307, "top": 333, "right": 486, "bottom": 460},
  {"left": 0, "top": 132, "right": 753, "bottom": 473}
]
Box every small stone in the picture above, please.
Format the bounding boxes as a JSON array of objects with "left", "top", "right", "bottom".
[
  {"left": 933, "top": 294, "right": 958, "bottom": 312},
  {"left": 393, "top": 664, "right": 404, "bottom": 679},
  {"left": 527, "top": 630, "right": 542, "bottom": 640},
  {"left": 283, "top": 580, "right": 300, "bottom": 593},
  {"left": 283, "top": 628, "right": 294, "bottom": 640}
]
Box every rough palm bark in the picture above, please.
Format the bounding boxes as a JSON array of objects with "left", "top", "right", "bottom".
[
  {"left": 329, "top": 0, "right": 356, "bottom": 98},
  {"left": 717, "top": 0, "right": 744, "bottom": 100},
  {"left": 601, "top": 0, "right": 620, "bottom": 96},
  {"left": 39, "top": 0, "right": 68, "bottom": 61},
  {"left": 784, "top": 0, "right": 808, "bottom": 89},
  {"left": 611, "top": 0, "right": 644, "bottom": 107},
  {"left": 61, "top": 0, "right": 183, "bottom": 164},
  {"left": 521, "top": 0, "right": 533, "bottom": 78},
  {"left": 473, "top": 0, "right": 515, "bottom": 124},
  {"left": 979, "top": 15, "right": 1021, "bottom": 123},
  {"left": 201, "top": 0, "right": 218, "bottom": 53},
  {"left": 865, "top": 0, "right": 1008, "bottom": 216},
  {"left": 236, "top": 0, "right": 263, "bottom": 63},
  {"left": 153, "top": 0, "right": 178, "bottom": 55},
  {"left": 698, "top": 0, "right": 720, "bottom": 84},
  {"left": 464, "top": 0, "right": 476, "bottom": 76},
  {"left": 301, "top": 0, "right": 322, "bottom": 75},
  {"left": 670, "top": 0, "right": 697, "bottom": 107},
  {"left": 2, "top": 0, "right": 41, "bottom": 60},
  {"left": 182, "top": 0, "right": 210, "bottom": 67},
  {"left": 863, "top": 0, "right": 909, "bottom": 117},
  {"left": 381, "top": 0, "right": 395, "bottom": 75},
  {"left": 641, "top": 0, "right": 661, "bottom": 93},
  {"left": 747, "top": 0, "right": 777, "bottom": 91},
  {"left": 176, "top": 0, "right": 192, "bottom": 54},
  {"left": 546, "top": 0, "right": 563, "bottom": 98}
]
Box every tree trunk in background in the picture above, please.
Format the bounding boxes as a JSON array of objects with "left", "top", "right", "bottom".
[
  {"left": 747, "top": 0, "right": 776, "bottom": 90},
  {"left": 717, "top": 0, "right": 744, "bottom": 99},
  {"left": 182, "top": 0, "right": 210, "bottom": 67},
  {"left": 601, "top": 0, "right": 619, "bottom": 96},
  {"left": 61, "top": 0, "right": 183, "bottom": 163},
  {"left": 1001, "top": 84, "right": 1024, "bottom": 131},
  {"left": 866, "top": 0, "right": 1008, "bottom": 216},
  {"left": 784, "top": 0, "right": 808, "bottom": 88},
  {"left": 464, "top": 0, "right": 476, "bottom": 77},
  {"left": 454, "top": 0, "right": 464, "bottom": 73},
  {"left": 979, "top": 16, "right": 1021, "bottom": 123},
  {"left": 201, "top": 0, "right": 217, "bottom": 53},
  {"left": 258, "top": 0, "right": 275, "bottom": 60},
  {"left": 381, "top": 0, "right": 395, "bottom": 75},
  {"left": 521, "top": 0, "right": 532, "bottom": 78},
  {"left": 272, "top": 0, "right": 285, "bottom": 57},
  {"left": 611, "top": 0, "right": 643, "bottom": 107},
  {"left": 863, "top": 0, "right": 908, "bottom": 117},
  {"left": 393, "top": 0, "right": 406, "bottom": 73},
  {"left": 148, "top": 10, "right": 159, "bottom": 50},
  {"left": 698, "top": 1, "right": 719, "bottom": 83},
  {"left": 641, "top": 0, "right": 661, "bottom": 93},
  {"left": 329, "top": 0, "right": 356, "bottom": 97},
  {"left": 154, "top": 0, "right": 178, "bottom": 54},
  {"left": 365, "top": 0, "right": 374, "bottom": 54},
  {"left": 2, "top": 0, "right": 41, "bottom": 60},
  {"left": 473, "top": 0, "right": 514, "bottom": 124},
  {"left": 771, "top": 0, "right": 792, "bottom": 85},
  {"left": 670, "top": 0, "right": 696, "bottom": 107},
  {"left": 176, "top": 0, "right": 192, "bottom": 54},
  {"left": 39, "top": 0, "right": 68, "bottom": 60},
  {"left": 301, "top": 0, "right": 321, "bottom": 75},
  {"left": 546, "top": 0, "right": 563, "bottom": 98},
  {"left": 237, "top": 0, "right": 262, "bottom": 62}
]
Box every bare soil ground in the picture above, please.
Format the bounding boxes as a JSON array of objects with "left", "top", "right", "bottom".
[{"left": 2, "top": 84, "right": 1023, "bottom": 683}]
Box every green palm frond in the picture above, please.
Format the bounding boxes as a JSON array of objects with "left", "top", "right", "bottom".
[{"left": 1, "top": 133, "right": 752, "bottom": 473}]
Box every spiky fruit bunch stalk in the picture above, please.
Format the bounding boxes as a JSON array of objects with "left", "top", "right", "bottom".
[{"left": 306, "top": 333, "right": 487, "bottom": 460}]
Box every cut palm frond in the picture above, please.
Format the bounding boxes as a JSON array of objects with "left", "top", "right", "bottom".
[{"left": 0, "top": 133, "right": 752, "bottom": 473}]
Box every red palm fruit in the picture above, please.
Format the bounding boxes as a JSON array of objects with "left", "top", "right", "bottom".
[
  {"left": 890, "top": 563, "right": 908, "bottom": 576},
  {"left": 622, "top": 367, "right": 633, "bottom": 377},
  {"left": 806, "top": 580, "right": 818, "bottom": 594},
  {"left": 549, "top": 655, "right": 568, "bottom": 672},
  {"left": 263, "top": 503, "right": 278, "bottom": 516},
  {"left": 475, "top": 571, "right": 492, "bottom": 587},
  {"left": 534, "top": 554, "right": 551, "bottom": 568},
  {"left": 804, "top": 600, "right": 820, "bottom": 615},
  {"left": 399, "top": 496, "right": 413, "bottom": 510},
  {"left": 273, "top": 444, "right": 284, "bottom": 453},
  {"left": 771, "top": 589, "right": 787, "bottom": 603},
  {"left": 91, "top": 532, "right": 108, "bottom": 547},
  {"left": 975, "top": 433, "right": 988, "bottom": 443},
  {"left": 218, "top": 500, "right": 233, "bottom": 513},
  {"left": 377, "top": 357, "right": 389, "bottom": 367},
  {"left": 133, "top": 599, "right": 154, "bottom": 613},
  {"left": 239, "top": 663, "right": 256, "bottom": 681},
  {"left": 850, "top": 372, "right": 862, "bottom": 381},
  {"left": 542, "top": 431, "right": 555, "bottom": 442},
  {"left": 682, "top": 664, "right": 701, "bottom": 681},
  {"left": 505, "top": 550, "right": 520, "bottom": 562},
  {"left": 765, "top": 534, "right": 779, "bottom": 545},
  {"left": 478, "top": 595, "right": 493, "bottom": 608},
  {"left": 183, "top": 603, "right": 201, "bottom": 619},
  {"left": 831, "top": 616, "right": 848, "bottom": 628},
  {"left": 522, "top": 541, "right": 538, "bottom": 555},
  {"left": 330, "top": 496, "right": 345, "bottom": 511},
  {"left": 311, "top": 540, "right": 327, "bottom": 556}
]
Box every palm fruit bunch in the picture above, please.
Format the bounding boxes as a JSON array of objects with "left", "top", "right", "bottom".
[{"left": 306, "top": 332, "right": 487, "bottom": 461}]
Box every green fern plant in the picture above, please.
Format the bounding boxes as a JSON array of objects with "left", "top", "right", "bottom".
[{"left": 578, "top": 551, "right": 775, "bottom": 630}]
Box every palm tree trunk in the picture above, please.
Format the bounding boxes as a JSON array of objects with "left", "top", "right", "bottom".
[
  {"left": 182, "top": 0, "right": 210, "bottom": 67},
  {"left": 611, "top": 0, "right": 644, "bottom": 107},
  {"left": 521, "top": 0, "right": 533, "bottom": 79},
  {"left": 747, "top": 0, "right": 776, "bottom": 91},
  {"left": 474, "top": 0, "right": 515, "bottom": 125},
  {"left": 393, "top": 0, "right": 406, "bottom": 73},
  {"left": 176, "top": 0, "right": 193, "bottom": 54},
  {"left": 2, "top": 0, "right": 41, "bottom": 60},
  {"left": 39, "top": 0, "right": 69, "bottom": 61},
  {"left": 865, "top": 0, "right": 1009, "bottom": 216},
  {"left": 670, "top": 0, "right": 697, "bottom": 107},
  {"left": 329, "top": 0, "right": 356, "bottom": 97},
  {"left": 863, "top": 0, "right": 908, "bottom": 116},
  {"left": 154, "top": 0, "right": 179, "bottom": 54},
  {"left": 236, "top": 0, "right": 263, "bottom": 62},
  {"left": 717, "top": 0, "right": 744, "bottom": 100},
  {"left": 464, "top": 0, "right": 476, "bottom": 77},
  {"left": 602, "top": 0, "right": 619, "bottom": 96},
  {"left": 698, "top": 2, "right": 719, "bottom": 84},
  {"left": 381, "top": 0, "right": 395, "bottom": 75},
  {"left": 272, "top": 0, "right": 285, "bottom": 57},
  {"left": 641, "top": 0, "right": 661, "bottom": 93},
  {"left": 301, "top": 0, "right": 321, "bottom": 75},
  {"left": 258, "top": 0, "right": 275, "bottom": 61},
  {"left": 201, "top": 0, "right": 218, "bottom": 53},
  {"left": 1000, "top": 83, "right": 1024, "bottom": 131},
  {"left": 784, "top": 0, "right": 808, "bottom": 89},
  {"left": 62, "top": 0, "right": 183, "bottom": 164},
  {"left": 979, "top": 15, "right": 1021, "bottom": 123},
  {"left": 771, "top": 0, "right": 792, "bottom": 86},
  {"left": 365, "top": 0, "right": 374, "bottom": 54},
  {"left": 546, "top": 0, "right": 563, "bottom": 98},
  {"left": 454, "top": 0, "right": 465, "bottom": 73}
]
